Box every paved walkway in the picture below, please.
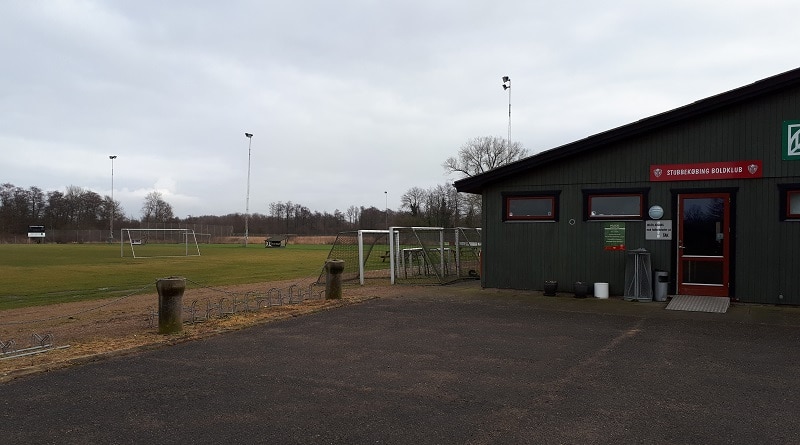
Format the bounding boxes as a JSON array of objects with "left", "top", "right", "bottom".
[{"left": 2, "top": 284, "right": 800, "bottom": 444}]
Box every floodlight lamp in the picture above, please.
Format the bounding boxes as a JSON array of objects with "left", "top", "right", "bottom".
[
  {"left": 245, "top": 132, "right": 253, "bottom": 138},
  {"left": 109, "top": 155, "right": 117, "bottom": 160},
  {"left": 502, "top": 76, "right": 510, "bottom": 83},
  {"left": 503, "top": 84, "right": 510, "bottom": 90}
]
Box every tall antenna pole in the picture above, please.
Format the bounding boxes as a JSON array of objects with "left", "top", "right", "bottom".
[
  {"left": 502, "top": 76, "right": 511, "bottom": 145},
  {"left": 244, "top": 132, "right": 253, "bottom": 247}
]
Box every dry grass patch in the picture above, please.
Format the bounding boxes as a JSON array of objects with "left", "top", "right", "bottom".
[{"left": 0, "top": 280, "right": 386, "bottom": 383}]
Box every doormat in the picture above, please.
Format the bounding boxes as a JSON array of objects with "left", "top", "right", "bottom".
[{"left": 665, "top": 295, "right": 730, "bottom": 314}]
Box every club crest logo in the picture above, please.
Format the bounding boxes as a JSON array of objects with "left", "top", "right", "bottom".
[
  {"left": 748, "top": 164, "right": 758, "bottom": 175},
  {"left": 783, "top": 121, "right": 800, "bottom": 160},
  {"left": 653, "top": 168, "right": 663, "bottom": 178}
]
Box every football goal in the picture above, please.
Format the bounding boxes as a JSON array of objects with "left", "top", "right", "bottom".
[
  {"left": 120, "top": 228, "right": 202, "bottom": 258},
  {"left": 316, "top": 227, "right": 481, "bottom": 285},
  {"left": 316, "top": 230, "right": 391, "bottom": 284},
  {"left": 388, "top": 227, "right": 481, "bottom": 285}
]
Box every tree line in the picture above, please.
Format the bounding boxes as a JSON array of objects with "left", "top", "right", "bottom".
[
  {"left": 0, "top": 182, "right": 478, "bottom": 237},
  {"left": 0, "top": 136, "right": 526, "bottom": 237}
]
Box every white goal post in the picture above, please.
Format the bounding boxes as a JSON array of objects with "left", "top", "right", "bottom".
[
  {"left": 120, "top": 228, "right": 202, "bottom": 258},
  {"left": 358, "top": 229, "right": 390, "bottom": 285},
  {"left": 318, "top": 227, "right": 481, "bottom": 286},
  {"left": 388, "top": 226, "right": 482, "bottom": 285}
]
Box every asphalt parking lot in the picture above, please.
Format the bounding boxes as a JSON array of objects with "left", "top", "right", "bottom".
[{"left": 2, "top": 284, "right": 800, "bottom": 444}]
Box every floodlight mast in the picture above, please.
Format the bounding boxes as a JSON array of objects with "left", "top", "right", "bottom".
[
  {"left": 244, "top": 133, "right": 253, "bottom": 247},
  {"left": 502, "top": 76, "right": 511, "bottom": 145},
  {"left": 109, "top": 155, "right": 117, "bottom": 241}
]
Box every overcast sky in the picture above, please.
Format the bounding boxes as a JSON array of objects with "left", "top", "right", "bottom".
[{"left": 1, "top": 1, "right": 798, "bottom": 219}]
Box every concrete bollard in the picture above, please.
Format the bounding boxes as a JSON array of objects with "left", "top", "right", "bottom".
[
  {"left": 156, "top": 276, "right": 185, "bottom": 334},
  {"left": 325, "top": 259, "right": 345, "bottom": 299}
]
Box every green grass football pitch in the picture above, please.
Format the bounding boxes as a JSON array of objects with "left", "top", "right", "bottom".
[{"left": 0, "top": 244, "right": 332, "bottom": 310}]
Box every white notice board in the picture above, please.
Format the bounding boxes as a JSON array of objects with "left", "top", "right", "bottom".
[{"left": 646, "top": 220, "right": 672, "bottom": 240}]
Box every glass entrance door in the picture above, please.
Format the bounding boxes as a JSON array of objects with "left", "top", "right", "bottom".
[{"left": 677, "top": 193, "right": 731, "bottom": 296}]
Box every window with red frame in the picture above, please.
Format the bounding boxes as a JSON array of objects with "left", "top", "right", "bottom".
[
  {"left": 587, "top": 194, "right": 643, "bottom": 220},
  {"left": 778, "top": 185, "right": 800, "bottom": 221},
  {"left": 788, "top": 190, "right": 800, "bottom": 218},
  {"left": 505, "top": 196, "right": 556, "bottom": 221}
]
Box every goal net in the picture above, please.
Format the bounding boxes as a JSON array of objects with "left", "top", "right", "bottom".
[
  {"left": 316, "top": 230, "right": 391, "bottom": 284},
  {"left": 120, "top": 228, "right": 201, "bottom": 258},
  {"left": 316, "top": 227, "right": 481, "bottom": 285},
  {"left": 389, "top": 227, "right": 481, "bottom": 285}
]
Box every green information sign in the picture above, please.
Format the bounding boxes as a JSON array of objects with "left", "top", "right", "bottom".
[
  {"left": 604, "top": 222, "right": 625, "bottom": 251},
  {"left": 783, "top": 120, "right": 800, "bottom": 161}
]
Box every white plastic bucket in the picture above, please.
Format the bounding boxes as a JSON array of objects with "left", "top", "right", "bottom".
[{"left": 594, "top": 282, "right": 609, "bottom": 299}]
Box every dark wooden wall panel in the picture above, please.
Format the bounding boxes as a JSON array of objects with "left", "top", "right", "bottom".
[{"left": 480, "top": 84, "right": 800, "bottom": 302}]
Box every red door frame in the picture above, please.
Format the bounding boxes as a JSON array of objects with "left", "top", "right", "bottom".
[{"left": 677, "top": 193, "right": 731, "bottom": 297}]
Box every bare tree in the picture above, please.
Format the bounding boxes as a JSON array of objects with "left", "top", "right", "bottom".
[
  {"left": 283, "top": 200, "right": 294, "bottom": 233},
  {"left": 60, "top": 185, "right": 104, "bottom": 227},
  {"left": 102, "top": 195, "right": 124, "bottom": 228},
  {"left": 439, "top": 136, "right": 525, "bottom": 226},
  {"left": 44, "top": 190, "right": 69, "bottom": 228},
  {"left": 269, "top": 202, "right": 285, "bottom": 219},
  {"left": 28, "top": 186, "right": 45, "bottom": 221},
  {"left": 459, "top": 193, "right": 482, "bottom": 227},
  {"left": 422, "top": 183, "right": 459, "bottom": 227},
  {"left": 0, "top": 183, "right": 41, "bottom": 232},
  {"left": 346, "top": 205, "right": 360, "bottom": 225},
  {"left": 443, "top": 136, "right": 528, "bottom": 178},
  {"left": 358, "top": 206, "right": 383, "bottom": 229},
  {"left": 141, "top": 191, "right": 174, "bottom": 222},
  {"left": 400, "top": 187, "right": 427, "bottom": 216}
]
